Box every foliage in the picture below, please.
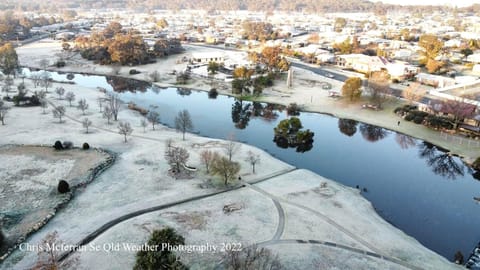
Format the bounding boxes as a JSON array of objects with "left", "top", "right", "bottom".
[
  {"left": 63, "top": 141, "right": 73, "bottom": 149},
  {"left": 207, "top": 61, "right": 220, "bottom": 75},
  {"left": 472, "top": 157, "right": 480, "bottom": 171},
  {"left": 425, "top": 115, "right": 454, "bottom": 130},
  {"left": 402, "top": 83, "right": 426, "bottom": 104},
  {"left": 52, "top": 106, "right": 66, "bottom": 123},
  {"left": 165, "top": 144, "right": 190, "bottom": 173},
  {"left": 274, "top": 117, "right": 314, "bottom": 152},
  {"left": 65, "top": 91, "right": 76, "bottom": 106},
  {"left": 55, "top": 87, "right": 65, "bottom": 99},
  {"left": 342, "top": 77, "right": 362, "bottom": 101},
  {"left": 77, "top": 98, "right": 89, "bottom": 115},
  {"left": 333, "top": 37, "right": 352, "bottom": 54},
  {"left": 241, "top": 21, "right": 275, "bottom": 41},
  {"left": 286, "top": 103, "right": 300, "bottom": 116},
  {"left": 176, "top": 71, "right": 190, "bottom": 84},
  {"left": 208, "top": 88, "right": 218, "bottom": 99},
  {"left": 134, "top": 227, "right": 187, "bottom": 270},
  {"left": 57, "top": 180, "right": 70, "bottom": 193},
  {"left": 210, "top": 155, "right": 241, "bottom": 185},
  {"left": 418, "top": 34, "right": 444, "bottom": 73},
  {"left": 175, "top": 109, "right": 193, "bottom": 140},
  {"left": 33, "top": 231, "right": 78, "bottom": 270},
  {"left": 338, "top": 118, "right": 358, "bottom": 137},
  {"left": 200, "top": 150, "right": 219, "bottom": 174}
]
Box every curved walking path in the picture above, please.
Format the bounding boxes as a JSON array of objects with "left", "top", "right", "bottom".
[{"left": 256, "top": 239, "right": 423, "bottom": 270}]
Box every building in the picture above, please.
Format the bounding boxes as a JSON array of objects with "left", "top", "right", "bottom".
[{"left": 190, "top": 52, "right": 225, "bottom": 64}]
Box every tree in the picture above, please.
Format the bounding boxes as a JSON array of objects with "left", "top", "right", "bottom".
[
  {"left": 40, "top": 72, "right": 52, "bottom": 92},
  {"left": 0, "top": 101, "right": 9, "bottom": 125},
  {"left": 52, "top": 106, "right": 66, "bottom": 123},
  {"left": 103, "top": 106, "right": 113, "bottom": 124},
  {"left": 224, "top": 133, "right": 240, "bottom": 161},
  {"left": 210, "top": 156, "right": 241, "bottom": 185},
  {"left": 1, "top": 75, "right": 13, "bottom": 97},
  {"left": 156, "top": 18, "right": 169, "bottom": 29},
  {"left": 334, "top": 17, "right": 347, "bottom": 32},
  {"left": 77, "top": 98, "right": 89, "bottom": 115},
  {"left": 40, "top": 98, "right": 48, "bottom": 114},
  {"left": 118, "top": 121, "right": 133, "bottom": 142},
  {"left": 134, "top": 227, "right": 187, "bottom": 270},
  {"left": 245, "top": 150, "right": 260, "bottom": 173},
  {"left": 147, "top": 111, "right": 160, "bottom": 130},
  {"left": 223, "top": 245, "right": 282, "bottom": 270},
  {"left": 107, "top": 93, "right": 121, "bottom": 121},
  {"left": 82, "top": 118, "right": 92, "bottom": 133},
  {"left": 0, "top": 43, "right": 19, "bottom": 75},
  {"left": 33, "top": 231, "right": 78, "bottom": 270},
  {"left": 366, "top": 71, "right": 391, "bottom": 108},
  {"left": 175, "top": 109, "right": 193, "bottom": 140},
  {"left": 140, "top": 118, "right": 148, "bottom": 132},
  {"left": 39, "top": 59, "right": 49, "bottom": 70},
  {"left": 402, "top": 82, "right": 426, "bottom": 104},
  {"left": 65, "top": 91, "right": 75, "bottom": 106},
  {"left": 441, "top": 99, "right": 476, "bottom": 129},
  {"left": 200, "top": 150, "right": 218, "bottom": 174},
  {"left": 341, "top": 77, "right": 362, "bottom": 102},
  {"left": 333, "top": 37, "right": 353, "bottom": 54},
  {"left": 149, "top": 70, "right": 160, "bottom": 82},
  {"left": 55, "top": 87, "right": 65, "bottom": 100},
  {"left": 418, "top": 34, "right": 444, "bottom": 74},
  {"left": 165, "top": 144, "right": 190, "bottom": 174},
  {"left": 207, "top": 61, "right": 220, "bottom": 75}
]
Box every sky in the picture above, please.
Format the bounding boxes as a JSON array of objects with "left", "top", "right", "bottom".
[{"left": 369, "top": 0, "right": 480, "bottom": 7}]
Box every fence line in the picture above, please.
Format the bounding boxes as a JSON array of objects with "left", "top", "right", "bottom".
[{"left": 439, "top": 131, "right": 480, "bottom": 147}]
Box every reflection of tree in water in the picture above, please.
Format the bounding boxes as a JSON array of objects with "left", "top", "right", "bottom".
[
  {"left": 231, "top": 100, "right": 251, "bottom": 129},
  {"left": 395, "top": 134, "right": 417, "bottom": 149},
  {"left": 359, "top": 124, "right": 389, "bottom": 142},
  {"left": 273, "top": 117, "right": 314, "bottom": 153},
  {"left": 106, "top": 76, "right": 150, "bottom": 93},
  {"left": 231, "top": 100, "right": 280, "bottom": 129},
  {"left": 473, "top": 170, "right": 480, "bottom": 181},
  {"left": 418, "top": 142, "right": 465, "bottom": 179},
  {"left": 338, "top": 119, "right": 358, "bottom": 137},
  {"left": 176, "top": 88, "right": 192, "bottom": 96}
]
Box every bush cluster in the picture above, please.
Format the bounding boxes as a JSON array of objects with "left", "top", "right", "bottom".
[
  {"left": 63, "top": 141, "right": 73, "bottom": 149},
  {"left": 208, "top": 88, "right": 218, "bottom": 99},
  {"left": 54, "top": 140, "right": 63, "bottom": 150},
  {"left": 82, "top": 142, "right": 90, "bottom": 150},
  {"left": 129, "top": 69, "right": 140, "bottom": 75}
]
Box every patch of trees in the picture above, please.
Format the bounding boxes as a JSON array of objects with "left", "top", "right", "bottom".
[
  {"left": 0, "top": 43, "right": 19, "bottom": 75},
  {"left": 273, "top": 117, "right": 314, "bottom": 152},
  {"left": 418, "top": 141, "right": 465, "bottom": 179},
  {"left": 222, "top": 245, "right": 283, "bottom": 270},
  {"left": 231, "top": 100, "right": 279, "bottom": 129},
  {"left": 134, "top": 227, "right": 187, "bottom": 270},
  {"left": 341, "top": 77, "right": 362, "bottom": 102}
]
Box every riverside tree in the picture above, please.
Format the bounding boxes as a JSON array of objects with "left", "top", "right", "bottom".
[
  {"left": 65, "top": 91, "right": 75, "bottom": 106},
  {"left": 245, "top": 150, "right": 260, "bottom": 173},
  {"left": 224, "top": 133, "right": 240, "bottom": 161},
  {"left": 107, "top": 93, "right": 121, "bottom": 121},
  {"left": 200, "top": 150, "right": 219, "bottom": 174},
  {"left": 175, "top": 109, "right": 193, "bottom": 140},
  {"left": 82, "top": 118, "right": 92, "bottom": 133},
  {"left": 0, "top": 43, "right": 19, "bottom": 75},
  {"left": 77, "top": 98, "right": 89, "bottom": 115},
  {"left": 55, "top": 87, "right": 65, "bottom": 100},
  {"left": 147, "top": 111, "right": 160, "bottom": 130},
  {"left": 342, "top": 77, "right": 362, "bottom": 102}
]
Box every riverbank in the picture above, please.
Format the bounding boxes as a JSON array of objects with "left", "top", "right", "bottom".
[
  {"left": 16, "top": 39, "right": 480, "bottom": 165},
  {"left": 0, "top": 39, "right": 462, "bottom": 269}
]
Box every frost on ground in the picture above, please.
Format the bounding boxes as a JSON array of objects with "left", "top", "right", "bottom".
[{"left": 0, "top": 145, "right": 109, "bottom": 257}]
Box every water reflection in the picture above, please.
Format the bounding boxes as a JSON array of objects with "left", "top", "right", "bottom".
[
  {"left": 106, "top": 76, "right": 150, "bottom": 92},
  {"left": 177, "top": 88, "right": 192, "bottom": 96},
  {"left": 418, "top": 142, "right": 465, "bottom": 179},
  {"left": 338, "top": 119, "right": 358, "bottom": 137},
  {"left": 395, "top": 134, "right": 417, "bottom": 149},
  {"left": 231, "top": 100, "right": 251, "bottom": 129},
  {"left": 359, "top": 123, "right": 389, "bottom": 142}
]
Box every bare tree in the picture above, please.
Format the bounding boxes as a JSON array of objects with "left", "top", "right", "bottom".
[
  {"left": 65, "top": 91, "right": 75, "bottom": 106},
  {"left": 175, "top": 109, "right": 193, "bottom": 140},
  {"left": 38, "top": 59, "right": 49, "bottom": 69},
  {"left": 40, "top": 98, "right": 48, "bottom": 114},
  {"left": 82, "top": 118, "right": 92, "bottom": 133},
  {"left": 224, "top": 133, "right": 240, "bottom": 161},
  {"left": 107, "top": 93, "right": 121, "bottom": 121},
  {"left": 111, "top": 64, "right": 121, "bottom": 75},
  {"left": 245, "top": 151, "right": 260, "bottom": 173},
  {"left": 140, "top": 118, "right": 148, "bottom": 132},
  {"left": 147, "top": 111, "right": 160, "bottom": 130},
  {"left": 77, "top": 98, "right": 89, "bottom": 115},
  {"left": 52, "top": 106, "right": 66, "bottom": 123},
  {"left": 223, "top": 244, "right": 282, "bottom": 270},
  {"left": 366, "top": 72, "right": 391, "bottom": 109},
  {"left": 402, "top": 82, "right": 426, "bottom": 104},
  {"left": 40, "top": 71, "right": 52, "bottom": 92},
  {"left": 210, "top": 156, "right": 240, "bottom": 185},
  {"left": 1, "top": 76, "right": 13, "bottom": 97},
  {"left": 200, "top": 150, "right": 219, "bottom": 174},
  {"left": 118, "top": 121, "right": 133, "bottom": 142},
  {"left": 149, "top": 70, "right": 161, "bottom": 82},
  {"left": 164, "top": 144, "right": 190, "bottom": 174},
  {"left": 55, "top": 87, "right": 65, "bottom": 100},
  {"left": 103, "top": 106, "right": 113, "bottom": 124},
  {"left": 0, "top": 101, "right": 10, "bottom": 125},
  {"left": 97, "top": 97, "right": 104, "bottom": 112},
  {"left": 33, "top": 231, "right": 78, "bottom": 270},
  {"left": 30, "top": 73, "right": 41, "bottom": 88}
]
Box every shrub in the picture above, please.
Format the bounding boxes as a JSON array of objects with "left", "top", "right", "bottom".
[
  {"left": 55, "top": 60, "right": 66, "bottom": 68},
  {"left": 129, "top": 69, "right": 140, "bottom": 75},
  {"left": 472, "top": 157, "right": 480, "bottom": 170},
  {"left": 57, "top": 180, "right": 70, "bottom": 193},
  {"left": 413, "top": 116, "right": 424, "bottom": 124},
  {"left": 404, "top": 113, "right": 414, "bottom": 121},
  {"left": 425, "top": 115, "right": 454, "bottom": 130},
  {"left": 409, "top": 110, "right": 428, "bottom": 118},
  {"left": 208, "top": 88, "right": 218, "bottom": 99},
  {"left": 62, "top": 141, "right": 73, "bottom": 149},
  {"left": 82, "top": 142, "right": 90, "bottom": 150},
  {"left": 54, "top": 141, "right": 64, "bottom": 150},
  {"left": 286, "top": 103, "right": 300, "bottom": 116},
  {"left": 393, "top": 107, "right": 404, "bottom": 114}
]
